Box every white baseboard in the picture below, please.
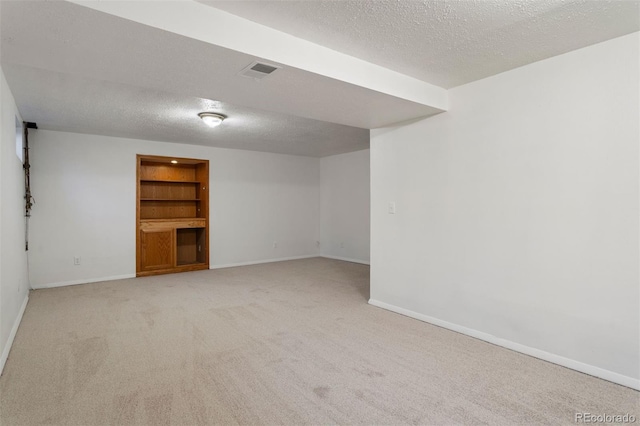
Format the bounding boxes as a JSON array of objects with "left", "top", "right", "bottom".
[
  {"left": 32, "top": 256, "right": 327, "bottom": 286},
  {"left": 368, "top": 299, "right": 640, "bottom": 391},
  {"left": 0, "top": 295, "right": 29, "bottom": 375},
  {"left": 210, "top": 255, "right": 318, "bottom": 270},
  {"left": 321, "top": 255, "right": 370, "bottom": 265},
  {"left": 31, "top": 273, "right": 136, "bottom": 290}
]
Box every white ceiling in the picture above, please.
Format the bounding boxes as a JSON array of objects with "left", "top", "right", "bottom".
[
  {"left": 1, "top": 1, "right": 394, "bottom": 157},
  {"left": 1, "top": 0, "right": 638, "bottom": 157},
  {"left": 2, "top": 63, "right": 369, "bottom": 157},
  {"left": 203, "top": 0, "right": 640, "bottom": 89}
]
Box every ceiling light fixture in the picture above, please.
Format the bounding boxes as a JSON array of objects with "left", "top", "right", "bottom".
[
  {"left": 198, "top": 112, "right": 226, "bottom": 128},
  {"left": 170, "top": 160, "right": 178, "bottom": 164}
]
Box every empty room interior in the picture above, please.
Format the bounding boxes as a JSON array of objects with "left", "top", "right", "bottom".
[{"left": 0, "top": 0, "right": 639, "bottom": 424}]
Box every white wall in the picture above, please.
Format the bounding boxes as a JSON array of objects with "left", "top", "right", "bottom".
[
  {"left": 370, "top": 33, "right": 639, "bottom": 388},
  {"left": 0, "top": 66, "right": 30, "bottom": 372},
  {"left": 28, "top": 131, "right": 320, "bottom": 288},
  {"left": 320, "top": 149, "right": 370, "bottom": 263}
]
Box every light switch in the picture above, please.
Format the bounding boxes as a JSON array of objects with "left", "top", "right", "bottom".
[{"left": 388, "top": 202, "right": 396, "bottom": 214}]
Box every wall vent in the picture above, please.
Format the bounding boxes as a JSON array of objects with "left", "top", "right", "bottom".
[{"left": 239, "top": 61, "right": 281, "bottom": 80}]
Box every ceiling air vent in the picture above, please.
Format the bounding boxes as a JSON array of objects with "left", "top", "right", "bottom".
[{"left": 239, "top": 61, "right": 281, "bottom": 80}]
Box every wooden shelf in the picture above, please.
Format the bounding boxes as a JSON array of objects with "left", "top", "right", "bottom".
[
  {"left": 137, "top": 155, "right": 209, "bottom": 277},
  {"left": 140, "top": 218, "right": 205, "bottom": 230},
  {"left": 177, "top": 260, "right": 206, "bottom": 266},
  {"left": 140, "top": 198, "right": 200, "bottom": 201},
  {"left": 141, "top": 218, "right": 202, "bottom": 222},
  {"left": 140, "top": 179, "right": 200, "bottom": 184}
]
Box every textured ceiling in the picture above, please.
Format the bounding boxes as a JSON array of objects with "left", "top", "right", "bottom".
[
  {"left": 203, "top": 0, "right": 640, "bottom": 89},
  {"left": 1, "top": 0, "right": 638, "bottom": 157},
  {"left": 2, "top": 1, "right": 421, "bottom": 157},
  {"left": 2, "top": 63, "right": 368, "bottom": 157}
]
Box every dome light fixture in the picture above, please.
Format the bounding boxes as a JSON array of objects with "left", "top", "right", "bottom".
[{"left": 198, "top": 112, "right": 226, "bottom": 128}]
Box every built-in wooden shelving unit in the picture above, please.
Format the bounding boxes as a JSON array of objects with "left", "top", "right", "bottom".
[{"left": 136, "top": 155, "right": 209, "bottom": 276}]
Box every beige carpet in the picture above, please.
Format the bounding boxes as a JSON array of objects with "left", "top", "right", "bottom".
[{"left": 1, "top": 258, "right": 638, "bottom": 425}]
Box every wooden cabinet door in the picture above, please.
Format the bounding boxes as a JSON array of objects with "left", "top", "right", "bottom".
[{"left": 140, "top": 229, "right": 175, "bottom": 271}]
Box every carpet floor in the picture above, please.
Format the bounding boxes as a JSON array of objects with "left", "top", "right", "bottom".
[{"left": 1, "top": 258, "right": 638, "bottom": 425}]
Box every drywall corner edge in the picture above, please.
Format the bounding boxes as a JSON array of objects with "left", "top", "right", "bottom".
[
  {"left": 0, "top": 294, "right": 29, "bottom": 375},
  {"left": 368, "top": 298, "right": 640, "bottom": 391}
]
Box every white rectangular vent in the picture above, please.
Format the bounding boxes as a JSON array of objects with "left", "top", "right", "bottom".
[{"left": 239, "top": 61, "right": 281, "bottom": 80}]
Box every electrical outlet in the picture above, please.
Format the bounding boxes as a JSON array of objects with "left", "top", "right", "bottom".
[
  {"left": 388, "top": 202, "right": 396, "bottom": 214},
  {"left": 273, "top": 241, "right": 278, "bottom": 249},
  {"left": 73, "top": 256, "right": 81, "bottom": 265},
  {"left": 316, "top": 241, "right": 320, "bottom": 248}
]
